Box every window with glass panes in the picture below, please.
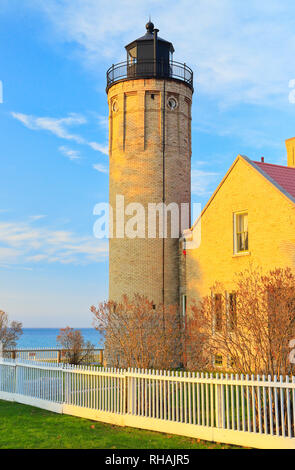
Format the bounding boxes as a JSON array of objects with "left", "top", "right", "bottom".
[{"left": 234, "top": 212, "right": 248, "bottom": 253}]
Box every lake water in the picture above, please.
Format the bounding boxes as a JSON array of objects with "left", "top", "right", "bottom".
[{"left": 16, "top": 328, "right": 104, "bottom": 349}]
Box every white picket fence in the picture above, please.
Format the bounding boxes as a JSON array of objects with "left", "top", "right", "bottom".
[
  {"left": 1, "top": 358, "right": 295, "bottom": 449},
  {"left": 3, "top": 347, "right": 104, "bottom": 364}
]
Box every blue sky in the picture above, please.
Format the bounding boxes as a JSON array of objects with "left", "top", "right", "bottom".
[{"left": 0, "top": 0, "right": 295, "bottom": 327}]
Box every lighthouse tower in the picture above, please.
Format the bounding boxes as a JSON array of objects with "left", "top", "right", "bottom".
[{"left": 106, "top": 22, "right": 193, "bottom": 308}]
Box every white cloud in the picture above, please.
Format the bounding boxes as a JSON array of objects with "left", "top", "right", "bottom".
[
  {"left": 97, "top": 115, "right": 108, "bottom": 130},
  {"left": 0, "top": 219, "right": 108, "bottom": 266},
  {"left": 93, "top": 163, "right": 108, "bottom": 174},
  {"left": 29, "top": 215, "right": 47, "bottom": 221},
  {"left": 32, "top": 0, "right": 295, "bottom": 107},
  {"left": 11, "top": 112, "right": 86, "bottom": 143},
  {"left": 191, "top": 169, "right": 220, "bottom": 196},
  {"left": 59, "top": 145, "right": 81, "bottom": 160},
  {"left": 193, "top": 117, "right": 284, "bottom": 151},
  {"left": 11, "top": 111, "right": 108, "bottom": 156},
  {"left": 89, "top": 141, "right": 108, "bottom": 155},
  {"left": 0, "top": 247, "right": 22, "bottom": 263}
]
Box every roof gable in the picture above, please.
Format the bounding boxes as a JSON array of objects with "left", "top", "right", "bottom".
[
  {"left": 250, "top": 160, "right": 295, "bottom": 202},
  {"left": 189, "top": 155, "right": 295, "bottom": 233}
]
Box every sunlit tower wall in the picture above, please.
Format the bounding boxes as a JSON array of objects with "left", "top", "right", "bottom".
[{"left": 106, "top": 22, "right": 193, "bottom": 308}]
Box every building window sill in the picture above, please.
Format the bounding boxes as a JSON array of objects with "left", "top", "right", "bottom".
[{"left": 233, "top": 251, "right": 251, "bottom": 258}]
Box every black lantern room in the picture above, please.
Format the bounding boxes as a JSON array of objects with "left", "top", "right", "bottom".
[
  {"left": 106, "top": 22, "right": 193, "bottom": 91},
  {"left": 125, "top": 21, "right": 174, "bottom": 78}
]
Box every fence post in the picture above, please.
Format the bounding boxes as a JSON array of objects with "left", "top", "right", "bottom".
[
  {"left": 123, "top": 370, "right": 127, "bottom": 414},
  {"left": 215, "top": 373, "right": 223, "bottom": 428},
  {"left": 127, "top": 368, "right": 135, "bottom": 414},
  {"left": 57, "top": 350, "right": 61, "bottom": 364},
  {"left": 14, "top": 361, "right": 17, "bottom": 395},
  {"left": 64, "top": 368, "right": 70, "bottom": 404},
  {"left": 12, "top": 350, "right": 16, "bottom": 360}
]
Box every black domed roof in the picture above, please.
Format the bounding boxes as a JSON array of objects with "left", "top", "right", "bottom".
[{"left": 125, "top": 22, "right": 174, "bottom": 53}]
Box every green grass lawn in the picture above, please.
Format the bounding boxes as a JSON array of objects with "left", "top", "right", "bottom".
[{"left": 0, "top": 400, "right": 240, "bottom": 449}]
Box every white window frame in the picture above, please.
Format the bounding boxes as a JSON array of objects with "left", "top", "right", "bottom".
[{"left": 233, "top": 211, "right": 249, "bottom": 255}]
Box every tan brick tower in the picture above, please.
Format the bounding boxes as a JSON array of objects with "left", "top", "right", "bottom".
[{"left": 106, "top": 22, "right": 193, "bottom": 308}]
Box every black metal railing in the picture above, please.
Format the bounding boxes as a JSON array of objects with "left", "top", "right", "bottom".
[{"left": 106, "top": 60, "right": 193, "bottom": 90}]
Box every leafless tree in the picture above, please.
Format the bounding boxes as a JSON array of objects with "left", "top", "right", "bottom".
[
  {"left": 91, "top": 294, "right": 183, "bottom": 369},
  {"left": 56, "top": 327, "right": 95, "bottom": 365},
  {"left": 0, "top": 310, "right": 22, "bottom": 350},
  {"left": 186, "top": 267, "right": 295, "bottom": 377}
]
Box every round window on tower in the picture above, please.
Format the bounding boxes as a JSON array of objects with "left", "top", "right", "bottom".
[
  {"left": 112, "top": 100, "right": 119, "bottom": 112},
  {"left": 167, "top": 96, "right": 178, "bottom": 111}
]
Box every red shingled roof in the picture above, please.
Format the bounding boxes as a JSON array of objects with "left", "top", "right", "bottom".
[{"left": 253, "top": 161, "right": 295, "bottom": 200}]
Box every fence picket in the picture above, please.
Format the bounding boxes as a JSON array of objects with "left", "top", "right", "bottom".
[
  {"left": 280, "top": 375, "right": 286, "bottom": 438},
  {"left": 257, "top": 375, "right": 262, "bottom": 434},
  {"left": 231, "top": 374, "right": 235, "bottom": 430},
  {"left": 286, "top": 376, "right": 291, "bottom": 438},
  {"left": 274, "top": 375, "right": 279, "bottom": 436},
  {"left": 180, "top": 370, "right": 183, "bottom": 423},
  {"left": 262, "top": 375, "right": 267, "bottom": 435},
  {"left": 201, "top": 372, "right": 205, "bottom": 426},
  {"left": 268, "top": 375, "right": 273, "bottom": 436},
  {"left": 192, "top": 372, "right": 196, "bottom": 425},
  {"left": 251, "top": 374, "right": 256, "bottom": 433},
  {"left": 293, "top": 376, "right": 295, "bottom": 437},
  {"left": 197, "top": 372, "right": 200, "bottom": 425},
  {"left": 172, "top": 370, "right": 175, "bottom": 422},
  {"left": 184, "top": 371, "right": 187, "bottom": 424},
  {"left": 210, "top": 373, "right": 214, "bottom": 428}
]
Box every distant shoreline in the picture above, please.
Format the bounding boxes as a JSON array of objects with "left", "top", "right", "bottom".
[
  {"left": 21, "top": 327, "right": 94, "bottom": 329},
  {"left": 16, "top": 328, "right": 103, "bottom": 349}
]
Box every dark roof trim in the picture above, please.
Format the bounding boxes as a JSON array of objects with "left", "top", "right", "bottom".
[
  {"left": 242, "top": 155, "right": 295, "bottom": 205},
  {"left": 125, "top": 34, "right": 174, "bottom": 52}
]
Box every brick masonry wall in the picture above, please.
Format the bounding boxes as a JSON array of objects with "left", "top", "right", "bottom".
[{"left": 107, "top": 78, "right": 193, "bottom": 306}]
